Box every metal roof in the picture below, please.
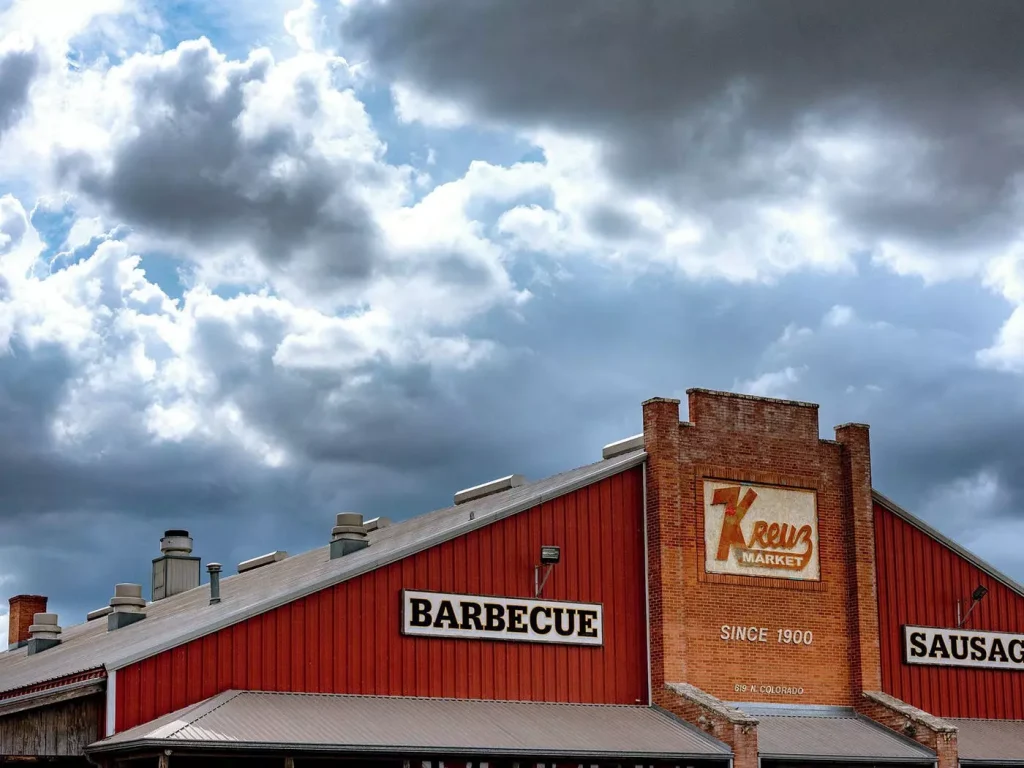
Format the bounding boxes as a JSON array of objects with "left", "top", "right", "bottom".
[
  {"left": 873, "top": 490, "right": 1024, "bottom": 598},
  {"left": 0, "top": 450, "right": 645, "bottom": 695},
  {"left": 743, "top": 704, "right": 936, "bottom": 763},
  {"left": 88, "top": 690, "right": 731, "bottom": 759},
  {"left": 951, "top": 719, "right": 1024, "bottom": 765}
]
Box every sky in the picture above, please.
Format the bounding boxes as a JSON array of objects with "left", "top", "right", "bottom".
[{"left": 1, "top": 0, "right": 1023, "bottom": 640}]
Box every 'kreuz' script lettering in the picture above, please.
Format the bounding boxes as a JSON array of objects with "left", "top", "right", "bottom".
[{"left": 711, "top": 485, "right": 814, "bottom": 573}]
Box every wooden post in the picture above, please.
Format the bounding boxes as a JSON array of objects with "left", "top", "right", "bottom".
[
  {"left": 157, "top": 753, "right": 170, "bottom": 768},
  {"left": 284, "top": 758, "right": 295, "bottom": 768}
]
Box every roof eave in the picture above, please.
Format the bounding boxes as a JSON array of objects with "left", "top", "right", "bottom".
[
  {"left": 86, "top": 738, "right": 728, "bottom": 760},
  {"left": 872, "top": 489, "right": 1024, "bottom": 598}
]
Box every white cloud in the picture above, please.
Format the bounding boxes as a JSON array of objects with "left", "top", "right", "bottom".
[
  {"left": 391, "top": 81, "right": 469, "bottom": 128},
  {"left": 734, "top": 366, "right": 807, "bottom": 399},
  {"left": 824, "top": 304, "right": 855, "bottom": 327},
  {"left": 977, "top": 306, "right": 1024, "bottom": 373}
]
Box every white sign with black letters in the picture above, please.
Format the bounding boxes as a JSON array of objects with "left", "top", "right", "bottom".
[
  {"left": 904, "top": 625, "right": 1024, "bottom": 671},
  {"left": 401, "top": 590, "right": 603, "bottom": 647}
]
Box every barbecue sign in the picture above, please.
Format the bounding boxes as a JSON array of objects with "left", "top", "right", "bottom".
[
  {"left": 401, "top": 590, "right": 603, "bottom": 646},
  {"left": 904, "top": 626, "right": 1024, "bottom": 671},
  {"left": 704, "top": 480, "right": 820, "bottom": 581}
]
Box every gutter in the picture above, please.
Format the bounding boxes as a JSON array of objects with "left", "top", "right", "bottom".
[{"left": 0, "top": 675, "right": 107, "bottom": 717}]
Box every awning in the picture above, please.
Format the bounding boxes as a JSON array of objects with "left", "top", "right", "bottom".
[
  {"left": 88, "top": 690, "right": 732, "bottom": 762},
  {"left": 951, "top": 718, "right": 1024, "bottom": 766},
  {"left": 744, "top": 704, "right": 936, "bottom": 764}
]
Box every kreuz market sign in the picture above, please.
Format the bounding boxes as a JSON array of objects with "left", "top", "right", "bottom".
[
  {"left": 704, "top": 480, "right": 821, "bottom": 581},
  {"left": 401, "top": 590, "right": 603, "bottom": 646},
  {"left": 904, "top": 626, "right": 1024, "bottom": 670}
]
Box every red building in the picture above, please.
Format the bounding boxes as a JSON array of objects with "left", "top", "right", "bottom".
[{"left": 1, "top": 388, "right": 1023, "bottom": 768}]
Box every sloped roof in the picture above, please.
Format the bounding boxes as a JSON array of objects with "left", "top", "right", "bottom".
[
  {"left": 0, "top": 450, "right": 645, "bottom": 695},
  {"left": 951, "top": 718, "right": 1024, "bottom": 765},
  {"left": 88, "top": 690, "right": 731, "bottom": 760},
  {"left": 746, "top": 704, "right": 935, "bottom": 763}
]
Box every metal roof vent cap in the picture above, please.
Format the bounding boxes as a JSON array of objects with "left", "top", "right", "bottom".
[
  {"left": 108, "top": 583, "right": 147, "bottom": 631},
  {"left": 160, "top": 529, "right": 193, "bottom": 556},
  {"left": 27, "top": 613, "right": 61, "bottom": 655},
  {"left": 330, "top": 512, "right": 368, "bottom": 559}
]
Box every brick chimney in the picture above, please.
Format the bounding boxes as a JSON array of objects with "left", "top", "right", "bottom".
[{"left": 8, "top": 595, "right": 47, "bottom": 650}]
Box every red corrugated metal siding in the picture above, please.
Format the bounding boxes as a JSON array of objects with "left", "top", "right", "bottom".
[
  {"left": 875, "top": 501, "right": 1024, "bottom": 718},
  {"left": 116, "top": 468, "right": 648, "bottom": 731}
]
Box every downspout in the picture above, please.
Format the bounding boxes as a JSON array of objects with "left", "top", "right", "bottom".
[
  {"left": 104, "top": 668, "right": 116, "bottom": 737},
  {"left": 642, "top": 460, "right": 653, "bottom": 706}
]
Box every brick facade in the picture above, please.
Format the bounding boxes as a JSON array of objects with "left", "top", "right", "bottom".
[
  {"left": 644, "top": 389, "right": 881, "bottom": 706},
  {"left": 7, "top": 595, "right": 47, "bottom": 649}
]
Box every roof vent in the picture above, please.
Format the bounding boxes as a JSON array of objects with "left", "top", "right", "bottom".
[
  {"left": 330, "top": 512, "right": 368, "bottom": 559},
  {"left": 152, "top": 529, "right": 201, "bottom": 602},
  {"left": 364, "top": 517, "right": 390, "bottom": 533},
  {"left": 602, "top": 433, "right": 644, "bottom": 459},
  {"left": 86, "top": 606, "right": 113, "bottom": 622},
  {"left": 27, "top": 613, "right": 61, "bottom": 655},
  {"left": 107, "top": 583, "right": 146, "bottom": 631},
  {"left": 238, "top": 550, "right": 288, "bottom": 574},
  {"left": 454, "top": 474, "right": 525, "bottom": 505}
]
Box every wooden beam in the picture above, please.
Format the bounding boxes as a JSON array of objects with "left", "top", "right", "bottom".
[{"left": 0, "top": 682, "right": 105, "bottom": 718}]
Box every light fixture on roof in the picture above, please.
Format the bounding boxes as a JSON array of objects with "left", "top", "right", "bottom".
[
  {"left": 957, "top": 584, "right": 989, "bottom": 628},
  {"left": 534, "top": 545, "right": 561, "bottom": 598}
]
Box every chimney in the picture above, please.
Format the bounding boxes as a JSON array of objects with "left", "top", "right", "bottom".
[
  {"left": 27, "top": 613, "right": 61, "bottom": 655},
  {"left": 8, "top": 595, "right": 47, "bottom": 650},
  {"left": 151, "top": 529, "right": 201, "bottom": 601},
  {"left": 330, "top": 513, "right": 368, "bottom": 559},
  {"left": 207, "top": 563, "right": 222, "bottom": 605},
  {"left": 107, "top": 583, "right": 146, "bottom": 631}
]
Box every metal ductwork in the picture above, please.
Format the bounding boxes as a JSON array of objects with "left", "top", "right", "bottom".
[
  {"left": 27, "top": 613, "right": 61, "bottom": 655},
  {"left": 330, "top": 513, "right": 369, "bottom": 559},
  {"left": 152, "top": 529, "right": 201, "bottom": 601},
  {"left": 108, "top": 583, "right": 147, "bottom": 631}
]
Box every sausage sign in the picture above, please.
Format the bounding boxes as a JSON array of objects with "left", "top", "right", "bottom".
[{"left": 401, "top": 590, "right": 603, "bottom": 647}]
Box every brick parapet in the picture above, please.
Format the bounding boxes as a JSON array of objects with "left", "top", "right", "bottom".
[
  {"left": 859, "top": 691, "right": 958, "bottom": 768},
  {"left": 661, "top": 683, "right": 759, "bottom": 768}
]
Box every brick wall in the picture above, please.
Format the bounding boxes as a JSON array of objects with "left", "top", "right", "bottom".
[
  {"left": 7, "top": 595, "right": 47, "bottom": 648},
  {"left": 645, "top": 389, "right": 880, "bottom": 707}
]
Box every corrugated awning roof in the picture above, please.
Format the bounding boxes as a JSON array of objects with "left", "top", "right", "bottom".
[
  {"left": 0, "top": 450, "right": 644, "bottom": 696},
  {"left": 88, "top": 691, "right": 731, "bottom": 760},
  {"left": 745, "top": 705, "right": 936, "bottom": 763},
  {"left": 951, "top": 718, "right": 1024, "bottom": 765}
]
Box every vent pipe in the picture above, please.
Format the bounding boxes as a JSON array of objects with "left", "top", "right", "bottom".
[
  {"left": 152, "top": 529, "right": 201, "bottom": 601},
  {"left": 107, "top": 583, "right": 146, "bottom": 631},
  {"left": 207, "top": 563, "right": 222, "bottom": 605},
  {"left": 27, "top": 613, "right": 61, "bottom": 655},
  {"left": 330, "top": 513, "right": 368, "bottom": 559}
]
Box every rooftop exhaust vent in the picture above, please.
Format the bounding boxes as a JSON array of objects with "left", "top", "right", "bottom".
[
  {"left": 454, "top": 474, "right": 525, "bottom": 506},
  {"left": 364, "top": 517, "right": 390, "bottom": 533},
  {"left": 152, "top": 529, "right": 200, "bottom": 602},
  {"left": 27, "top": 613, "right": 61, "bottom": 655},
  {"left": 108, "top": 583, "right": 147, "bottom": 632},
  {"left": 238, "top": 550, "right": 288, "bottom": 574},
  {"left": 330, "top": 513, "right": 369, "bottom": 559},
  {"left": 601, "top": 434, "right": 644, "bottom": 460},
  {"left": 86, "top": 606, "right": 113, "bottom": 622}
]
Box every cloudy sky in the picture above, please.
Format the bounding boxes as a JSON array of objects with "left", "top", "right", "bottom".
[{"left": 1, "top": 0, "right": 1023, "bottom": 638}]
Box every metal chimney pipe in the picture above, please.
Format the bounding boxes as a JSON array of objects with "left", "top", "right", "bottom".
[{"left": 208, "top": 563, "right": 222, "bottom": 605}]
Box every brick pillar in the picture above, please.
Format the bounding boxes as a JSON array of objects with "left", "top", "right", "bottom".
[
  {"left": 662, "top": 683, "right": 759, "bottom": 768},
  {"left": 859, "top": 691, "right": 958, "bottom": 768},
  {"left": 8, "top": 594, "right": 47, "bottom": 649},
  {"left": 835, "top": 423, "right": 882, "bottom": 693},
  {"left": 642, "top": 397, "right": 684, "bottom": 691}
]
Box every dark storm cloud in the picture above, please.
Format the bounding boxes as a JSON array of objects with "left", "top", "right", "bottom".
[
  {"left": 55, "top": 38, "right": 382, "bottom": 295},
  {"left": 0, "top": 43, "right": 39, "bottom": 137},
  {"left": 340, "top": 0, "right": 1024, "bottom": 257}
]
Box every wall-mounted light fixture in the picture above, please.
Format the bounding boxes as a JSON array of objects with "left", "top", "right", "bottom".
[
  {"left": 535, "top": 545, "right": 561, "bottom": 597},
  {"left": 957, "top": 584, "right": 989, "bottom": 628}
]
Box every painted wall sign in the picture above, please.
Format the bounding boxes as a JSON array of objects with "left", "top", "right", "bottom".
[
  {"left": 704, "top": 480, "right": 820, "bottom": 581},
  {"left": 904, "top": 625, "right": 1024, "bottom": 671},
  {"left": 401, "top": 590, "right": 604, "bottom": 646}
]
